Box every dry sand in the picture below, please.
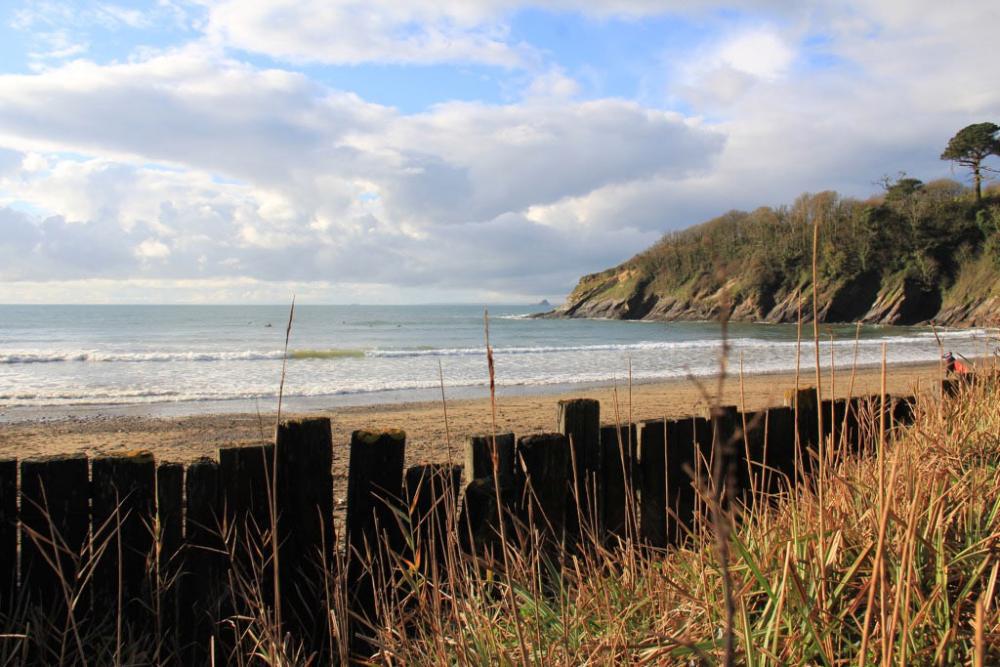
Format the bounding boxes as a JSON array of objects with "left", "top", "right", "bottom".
[{"left": 0, "top": 361, "right": 945, "bottom": 502}]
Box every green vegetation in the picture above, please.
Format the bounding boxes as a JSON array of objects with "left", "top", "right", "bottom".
[
  {"left": 562, "top": 177, "right": 1000, "bottom": 324},
  {"left": 644, "top": 179, "right": 990, "bottom": 299},
  {"left": 941, "top": 122, "right": 1000, "bottom": 202}
]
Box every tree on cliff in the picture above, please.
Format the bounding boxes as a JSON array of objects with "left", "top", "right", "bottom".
[{"left": 940, "top": 122, "right": 1000, "bottom": 202}]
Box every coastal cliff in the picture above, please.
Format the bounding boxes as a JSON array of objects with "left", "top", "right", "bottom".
[{"left": 550, "top": 182, "right": 1000, "bottom": 327}]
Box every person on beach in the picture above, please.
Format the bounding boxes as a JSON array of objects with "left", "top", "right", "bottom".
[{"left": 944, "top": 351, "right": 971, "bottom": 375}]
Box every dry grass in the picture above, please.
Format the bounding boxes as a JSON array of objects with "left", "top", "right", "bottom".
[
  {"left": 362, "top": 370, "right": 999, "bottom": 665},
  {"left": 3, "top": 362, "right": 998, "bottom": 665}
]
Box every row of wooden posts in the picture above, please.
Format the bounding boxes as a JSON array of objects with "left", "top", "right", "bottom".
[{"left": 0, "top": 388, "right": 918, "bottom": 660}]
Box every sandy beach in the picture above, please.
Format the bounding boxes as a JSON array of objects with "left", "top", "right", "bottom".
[{"left": 0, "top": 361, "right": 946, "bottom": 501}]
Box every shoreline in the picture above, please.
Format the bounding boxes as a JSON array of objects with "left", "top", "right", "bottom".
[
  {"left": 0, "top": 359, "right": 947, "bottom": 462},
  {"left": 0, "top": 357, "right": 948, "bottom": 424},
  {"left": 0, "top": 359, "right": 951, "bottom": 506}
]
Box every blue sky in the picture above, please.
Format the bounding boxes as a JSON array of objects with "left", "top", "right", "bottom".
[{"left": 0, "top": 0, "right": 997, "bottom": 303}]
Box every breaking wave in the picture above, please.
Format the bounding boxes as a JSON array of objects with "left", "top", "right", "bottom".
[{"left": 0, "top": 328, "right": 992, "bottom": 366}]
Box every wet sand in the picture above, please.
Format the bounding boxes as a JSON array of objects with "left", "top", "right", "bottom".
[{"left": 0, "top": 361, "right": 945, "bottom": 502}]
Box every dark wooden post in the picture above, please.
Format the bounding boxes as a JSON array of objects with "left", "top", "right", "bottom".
[
  {"left": 345, "top": 429, "right": 406, "bottom": 558},
  {"left": 219, "top": 442, "right": 275, "bottom": 613},
  {"left": 942, "top": 378, "right": 960, "bottom": 398},
  {"left": 461, "top": 432, "right": 516, "bottom": 556},
  {"left": 155, "top": 462, "right": 184, "bottom": 651},
  {"left": 762, "top": 406, "right": 797, "bottom": 489},
  {"left": 91, "top": 451, "right": 156, "bottom": 626},
  {"left": 690, "top": 416, "right": 715, "bottom": 530},
  {"left": 275, "top": 417, "right": 333, "bottom": 644},
  {"left": 404, "top": 464, "right": 462, "bottom": 576},
  {"left": 825, "top": 399, "right": 843, "bottom": 459},
  {"left": 708, "top": 405, "right": 744, "bottom": 506},
  {"left": 219, "top": 444, "right": 274, "bottom": 538},
  {"left": 20, "top": 455, "right": 89, "bottom": 610},
  {"left": 515, "top": 433, "right": 569, "bottom": 551},
  {"left": 558, "top": 398, "right": 600, "bottom": 550},
  {"left": 892, "top": 395, "right": 917, "bottom": 427},
  {"left": 460, "top": 478, "right": 512, "bottom": 557},
  {"left": 736, "top": 410, "right": 765, "bottom": 501},
  {"left": 826, "top": 399, "right": 842, "bottom": 443},
  {"left": 785, "top": 387, "right": 819, "bottom": 477},
  {"left": 600, "top": 424, "right": 636, "bottom": 544},
  {"left": 637, "top": 419, "right": 667, "bottom": 549},
  {"left": 345, "top": 429, "right": 405, "bottom": 658},
  {"left": 840, "top": 397, "right": 862, "bottom": 456},
  {"left": 0, "top": 459, "right": 16, "bottom": 610},
  {"left": 183, "top": 457, "right": 223, "bottom": 663},
  {"left": 156, "top": 463, "right": 184, "bottom": 572},
  {"left": 465, "top": 432, "right": 515, "bottom": 484}
]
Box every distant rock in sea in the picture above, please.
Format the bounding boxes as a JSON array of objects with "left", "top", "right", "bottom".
[{"left": 536, "top": 299, "right": 551, "bottom": 307}]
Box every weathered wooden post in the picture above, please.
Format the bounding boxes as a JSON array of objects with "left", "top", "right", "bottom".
[
  {"left": 704, "top": 405, "right": 745, "bottom": 533},
  {"left": 892, "top": 395, "right": 917, "bottom": 428},
  {"left": 942, "top": 378, "right": 961, "bottom": 398},
  {"left": 785, "top": 387, "right": 819, "bottom": 477},
  {"left": 20, "top": 455, "right": 89, "bottom": 610},
  {"left": 637, "top": 419, "right": 667, "bottom": 549},
  {"left": 558, "top": 398, "right": 601, "bottom": 550},
  {"left": 182, "top": 457, "right": 223, "bottom": 663},
  {"left": 465, "top": 432, "right": 515, "bottom": 484},
  {"left": 275, "top": 417, "right": 333, "bottom": 644},
  {"left": 156, "top": 463, "right": 184, "bottom": 571},
  {"left": 346, "top": 429, "right": 406, "bottom": 558},
  {"left": 461, "top": 433, "right": 516, "bottom": 556},
  {"left": 156, "top": 462, "right": 184, "bottom": 650},
  {"left": 0, "top": 459, "right": 16, "bottom": 609},
  {"left": 404, "top": 464, "right": 462, "bottom": 576},
  {"left": 690, "top": 416, "right": 715, "bottom": 530},
  {"left": 345, "top": 429, "right": 405, "bottom": 658},
  {"left": 219, "top": 444, "right": 274, "bottom": 538},
  {"left": 219, "top": 443, "right": 275, "bottom": 609},
  {"left": 460, "top": 479, "right": 507, "bottom": 556},
  {"left": 839, "top": 397, "right": 862, "bottom": 457},
  {"left": 708, "top": 404, "right": 741, "bottom": 468},
  {"left": 761, "top": 406, "right": 796, "bottom": 491},
  {"left": 91, "top": 451, "right": 156, "bottom": 626},
  {"left": 515, "top": 433, "right": 569, "bottom": 551},
  {"left": 600, "top": 423, "right": 636, "bottom": 544},
  {"left": 736, "top": 410, "right": 765, "bottom": 501}
]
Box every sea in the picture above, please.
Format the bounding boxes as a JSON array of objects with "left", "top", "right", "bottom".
[{"left": 0, "top": 304, "right": 994, "bottom": 420}]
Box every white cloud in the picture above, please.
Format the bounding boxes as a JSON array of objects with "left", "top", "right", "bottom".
[
  {"left": 196, "top": 0, "right": 791, "bottom": 67},
  {"left": 1, "top": 1, "right": 998, "bottom": 302},
  {"left": 716, "top": 29, "right": 794, "bottom": 80},
  {"left": 135, "top": 237, "right": 171, "bottom": 259},
  {"left": 200, "top": 0, "right": 531, "bottom": 67},
  {"left": 20, "top": 152, "right": 49, "bottom": 172},
  {"left": 0, "top": 46, "right": 722, "bottom": 296},
  {"left": 9, "top": 1, "right": 174, "bottom": 66},
  {"left": 524, "top": 67, "right": 580, "bottom": 99},
  {"left": 672, "top": 25, "right": 797, "bottom": 108}
]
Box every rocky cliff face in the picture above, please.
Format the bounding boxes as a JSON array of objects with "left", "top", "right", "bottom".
[{"left": 548, "top": 264, "right": 1000, "bottom": 327}]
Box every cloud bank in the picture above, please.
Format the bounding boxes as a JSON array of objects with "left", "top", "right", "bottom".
[{"left": 0, "top": 0, "right": 998, "bottom": 302}]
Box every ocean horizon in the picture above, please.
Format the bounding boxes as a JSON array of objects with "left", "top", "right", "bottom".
[{"left": 0, "top": 304, "right": 994, "bottom": 421}]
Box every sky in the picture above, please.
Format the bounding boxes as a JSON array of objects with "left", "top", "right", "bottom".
[{"left": 0, "top": 1, "right": 997, "bottom": 304}]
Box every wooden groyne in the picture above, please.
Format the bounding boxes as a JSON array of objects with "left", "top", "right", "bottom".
[{"left": 0, "top": 386, "right": 928, "bottom": 659}]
